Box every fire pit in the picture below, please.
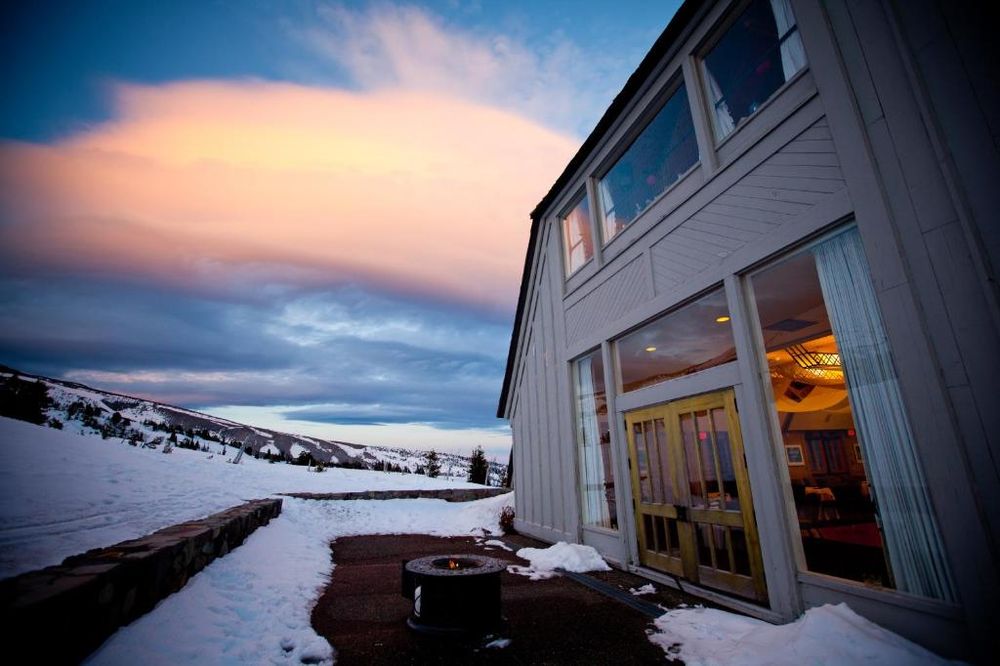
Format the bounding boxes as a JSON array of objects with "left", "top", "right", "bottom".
[{"left": 401, "top": 553, "right": 506, "bottom": 636}]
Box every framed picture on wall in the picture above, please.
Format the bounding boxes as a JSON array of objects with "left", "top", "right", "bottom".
[{"left": 785, "top": 444, "right": 805, "bottom": 466}]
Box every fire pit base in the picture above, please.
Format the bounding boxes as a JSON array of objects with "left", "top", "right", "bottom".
[{"left": 402, "top": 554, "right": 506, "bottom": 637}]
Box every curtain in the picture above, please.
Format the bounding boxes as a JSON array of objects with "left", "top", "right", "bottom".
[
  {"left": 769, "top": 0, "right": 807, "bottom": 81},
  {"left": 576, "top": 356, "right": 610, "bottom": 527},
  {"left": 813, "top": 228, "right": 957, "bottom": 602},
  {"left": 702, "top": 64, "right": 736, "bottom": 140}
]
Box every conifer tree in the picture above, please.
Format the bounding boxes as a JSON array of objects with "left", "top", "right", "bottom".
[
  {"left": 467, "top": 445, "right": 488, "bottom": 485},
  {"left": 424, "top": 449, "right": 441, "bottom": 478}
]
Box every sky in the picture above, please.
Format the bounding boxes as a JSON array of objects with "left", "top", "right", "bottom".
[{"left": 0, "top": 0, "right": 682, "bottom": 459}]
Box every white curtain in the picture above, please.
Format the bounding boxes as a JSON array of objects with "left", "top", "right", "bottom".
[
  {"left": 769, "top": 0, "right": 807, "bottom": 81},
  {"left": 576, "top": 356, "right": 610, "bottom": 527},
  {"left": 813, "top": 228, "right": 957, "bottom": 602},
  {"left": 702, "top": 63, "right": 736, "bottom": 141}
]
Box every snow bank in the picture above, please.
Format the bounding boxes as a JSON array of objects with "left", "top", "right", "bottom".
[
  {"left": 513, "top": 541, "right": 610, "bottom": 577},
  {"left": 648, "top": 603, "right": 959, "bottom": 666}
]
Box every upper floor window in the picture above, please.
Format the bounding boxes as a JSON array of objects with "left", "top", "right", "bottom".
[
  {"left": 702, "top": 0, "right": 807, "bottom": 142},
  {"left": 598, "top": 83, "right": 698, "bottom": 244},
  {"left": 561, "top": 194, "right": 594, "bottom": 277}
]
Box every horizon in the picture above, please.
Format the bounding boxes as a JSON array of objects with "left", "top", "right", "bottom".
[{"left": 0, "top": 1, "right": 683, "bottom": 457}]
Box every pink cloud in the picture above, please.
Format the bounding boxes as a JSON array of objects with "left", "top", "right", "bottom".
[{"left": 0, "top": 81, "right": 578, "bottom": 308}]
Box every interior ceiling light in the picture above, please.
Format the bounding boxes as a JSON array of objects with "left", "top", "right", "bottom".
[
  {"left": 786, "top": 343, "right": 840, "bottom": 370},
  {"left": 645, "top": 346, "right": 657, "bottom": 352},
  {"left": 715, "top": 315, "right": 731, "bottom": 323}
]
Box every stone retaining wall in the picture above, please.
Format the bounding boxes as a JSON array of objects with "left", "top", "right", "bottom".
[
  {"left": 283, "top": 487, "right": 511, "bottom": 502},
  {"left": 0, "top": 498, "right": 282, "bottom": 665}
]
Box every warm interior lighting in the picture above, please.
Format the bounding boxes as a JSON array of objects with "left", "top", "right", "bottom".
[
  {"left": 715, "top": 315, "right": 731, "bottom": 323},
  {"left": 645, "top": 346, "right": 657, "bottom": 352}
]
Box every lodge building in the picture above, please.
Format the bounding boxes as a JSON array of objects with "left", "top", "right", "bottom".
[{"left": 497, "top": 0, "right": 999, "bottom": 660}]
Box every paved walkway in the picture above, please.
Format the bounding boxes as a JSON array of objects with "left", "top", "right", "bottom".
[{"left": 310, "top": 533, "right": 703, "bottom": 664}]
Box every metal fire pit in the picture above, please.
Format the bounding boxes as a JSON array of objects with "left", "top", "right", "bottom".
[{"left": 401, "top": 554, "right": 506, "bottom": 636}]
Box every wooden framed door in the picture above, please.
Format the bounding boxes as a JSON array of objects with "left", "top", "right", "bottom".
[{"left": 625, "top": 389, "right": 767, "bottom": 602}]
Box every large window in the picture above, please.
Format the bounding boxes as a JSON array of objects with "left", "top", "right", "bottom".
[
  {"left": 573, "top": 350, "right": 617, "bottom": 530},
  {"left": 598, "top": 84, "right": 698, "bottom": 243},
  {"left": 561, "top": 194, "right": 594, "bottom": 277},
  {"left": 750, "top": 227, "right": 955, "bottom": 601},
  {"left": 617, "top": 288, "right": 735, "bottom": 393},
  {"left": 702, "top": 0, "right": 807, "bottom": 141}
]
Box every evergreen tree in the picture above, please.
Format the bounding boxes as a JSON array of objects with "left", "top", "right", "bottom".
[
  {"left": 0, "top": 375, "right": 52, "bottom": 425},
  {"left": 424, "top": 449, "right": 441, "bottom": 478},
  {"left": 467, "top": 445, "right": 488, "bottom": 485}
]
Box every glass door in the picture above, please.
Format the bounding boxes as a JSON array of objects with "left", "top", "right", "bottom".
[{"left": 625, "top": 389, "right": 767, "bottom": 602}]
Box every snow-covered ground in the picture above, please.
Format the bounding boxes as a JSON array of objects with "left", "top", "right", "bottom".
[
  {"left": 647, "top": 603, "right": 959, "bottom": 665},
  {"left": 1, "top": 417, "right": 959, "bottom": 664},
  {"left": 0, "top": 417, "right": 483, "bottom": 580}
]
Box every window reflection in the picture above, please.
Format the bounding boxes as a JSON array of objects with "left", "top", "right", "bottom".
[
  {"left": 561, "top": 194, "right": 594, "bottom": 276},
  {"left": 702, "top": 0, "right": 807, "bottom": 141},
  {"left": 599, "top": 84, "right": 698, "bottom": 243},
  {"left": 574, "top": 351, "right": 618, "bottom": 529},
  {"left": 617, "top": 289, "right": 735, "bottom": 393}
]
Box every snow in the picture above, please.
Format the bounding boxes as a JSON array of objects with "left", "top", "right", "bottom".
[
  {"left": 481, "top": 538, "right": 512, "bottom": 552},
  {"left": 1, "top": 417, "right": 958, "bottom": 665},
  {"left": 510, "top": 541, "right": 611, "bottom": 580},
  {"left": 86, "top": 493, "right": 515, "bottom": 665},
  {"left": 630, "top": 583, "right": 656, "bottom": 596},
  {"left": 0, "top": 417, "right": 483, "bottom": 580},
  {"left": 647, "top": 603, "right": 960, "bottom": 666}
]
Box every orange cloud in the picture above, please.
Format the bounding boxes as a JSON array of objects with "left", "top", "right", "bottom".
[{"left": 0, "top": 81, "right": 578, "bottom": 308}]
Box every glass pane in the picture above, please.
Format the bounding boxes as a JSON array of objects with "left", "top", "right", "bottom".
[
  {"left": 654, "top": 418, "right": 674, "bottom": 504},
  {"left": 617, "top": 288, "right": 736, "bottom": 393},
  {"left": 711, "top": 407, "right": 740, "bottom": 511},
  {"left": 667, "top": 518, "right": 680, "bottom": 557},
  {"left": 646, "top": 420, "right": 665, "bottom": 504},
  {"left": 702, "top": 0, "right": 807, "bottom": 141},
  {"left": 731, "top": 527, "right": 752, "bottom": 576},
  {"left": 633, "top": 422, "right": 652, "bottom": 504},
  {"left": 643, "top": 514, "right": 656, "bottom": 551},
  {"left": 696, "top": 410, "right": 720, "bottom": 509},
  {"left": 599, "top": 84, "right": 698, "bottom": 242},
  {"left": 654, "top": 516, "right": 669, "bottom": 553},
  {"left": 695, "top": 523, "right": 717, "bottom": 569},
  {"left": 681, "top": 412, "right": 704, "bottom": 508},
  {"left": 750, "top": 245, "right": 891, "bottom": 588},
  {"left": 562, "top": 195, "right": 593, "bottom": 276},
  {"left": 574, "top": 351, "right": 618, "bottom": 529}
]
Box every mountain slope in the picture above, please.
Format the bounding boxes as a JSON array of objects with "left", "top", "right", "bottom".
[{"left": 0, "top": 367, "right": 505, "bottom": 483}]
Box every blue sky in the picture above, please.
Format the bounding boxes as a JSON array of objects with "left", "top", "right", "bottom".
[{"left": 0, "top": 0, "right": 681, "bottom": 458}]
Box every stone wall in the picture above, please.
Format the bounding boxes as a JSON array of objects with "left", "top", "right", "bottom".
[
  {"left": 0, "top": 498, "right": 282, "bottom": 665},
  {"left": 283, "top": 487, "right": 511, "bottom": 502}
]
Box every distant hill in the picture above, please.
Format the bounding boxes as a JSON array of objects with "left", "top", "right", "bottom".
[{"left": 0, "top": 366, "right": 506, "bottom": 485}]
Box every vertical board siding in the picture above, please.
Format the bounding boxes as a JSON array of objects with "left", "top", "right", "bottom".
[
  {"left": 512, "top": 226, "right": 577, "bottom": 541},
  {"left": 651, "top": 119, "right": 846, "bottom": 295}
]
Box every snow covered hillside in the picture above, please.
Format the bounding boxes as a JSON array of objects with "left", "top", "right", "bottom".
[
  {"left": 0, "top": 368, "right": 507, "bottom": 483},
  {"left": 0, "top": 416, "right": 487, "bottom": 580}
]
